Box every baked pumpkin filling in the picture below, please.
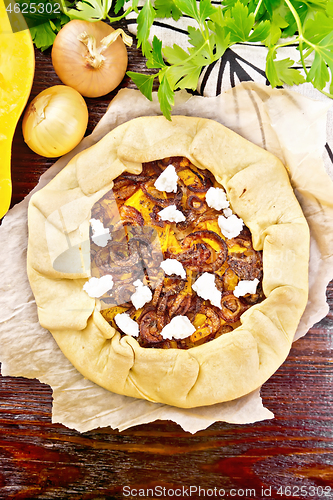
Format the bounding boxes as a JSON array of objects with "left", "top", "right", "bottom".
[{"left": 88, "top": 156, "right": 264, "bottom": 349}]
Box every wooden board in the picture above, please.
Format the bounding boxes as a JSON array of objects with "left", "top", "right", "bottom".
[{"left": 1, "top": 24, "right": 333, "bottom": 500}]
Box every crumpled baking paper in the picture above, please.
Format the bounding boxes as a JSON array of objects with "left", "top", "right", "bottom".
[{"left": 0, "top": 83, "right": 333, "bottom": 433}]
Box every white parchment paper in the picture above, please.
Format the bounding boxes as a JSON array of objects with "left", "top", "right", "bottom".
[{"left": 1, "top": 83, "right": 333, "bottom": 433}]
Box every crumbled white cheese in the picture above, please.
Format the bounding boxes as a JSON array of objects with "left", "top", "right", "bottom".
[
  {"left": 130, "top": 279, "right": 153, "bottom": 310},
  {"left": 160, "top": 315, "right": 196, "bottom": 340},
  {"left": 205, "top": 187, "right": 230, "bottom": 210},
  {"left": 83, "top": 274, "right": 114, "bottom": 298},
  {"left": 114, "top": 312, "right": 139, "bottom": 337},
  {"left": 158, "top": 204, "right": 186, "bottom": 223},
  {"left": 192, "top": 272, "right": 221, "bottom": 309},
  {"left": 154, "top": 164, "right": 178, "bottom": 193},
  {"left": 160, "top": 259, "right": 186, "bottom": 279},
  {"left": 234, "top": 278, "right": 259, "bottom": 298},
  {"left": 90, "top": 218, "right": 111, "bottom": 247},
  {"left": 218, "top": 214, "right": 244, "bottom": 239},
  {"left": 223, "top": 207, "right": 233, "bottom": 218}
]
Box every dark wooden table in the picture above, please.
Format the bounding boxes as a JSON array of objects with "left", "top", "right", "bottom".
[{"left": 1, "top": 24, "right": 333, "bottom": 500}]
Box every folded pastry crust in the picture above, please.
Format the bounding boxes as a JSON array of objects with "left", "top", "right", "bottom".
[{"left": 27, "top": 116, "right": 310, "bottom": 408}]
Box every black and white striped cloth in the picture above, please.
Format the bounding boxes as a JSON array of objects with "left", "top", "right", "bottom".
[{"left": 125, "top": 1, "right": 333, "bottom": 172}]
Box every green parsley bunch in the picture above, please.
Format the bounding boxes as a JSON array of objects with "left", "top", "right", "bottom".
[
  {"left": 125, "top": 0, "right": 333, "bottom": 118},
  {"left": 21, "top": 0, "right": 333, "bottom": 119}
]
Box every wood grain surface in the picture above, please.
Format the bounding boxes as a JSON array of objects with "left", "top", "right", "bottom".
[{"left": 1, "top": 20, "right": 333, "bottom": 500}]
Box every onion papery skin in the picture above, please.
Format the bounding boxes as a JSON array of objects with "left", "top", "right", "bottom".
[
  {"left": 22, "top": 85, "right": 88, "bottom": 158},
  {"left": 51, "top": 20, "right": 128, "bottom": 98}
]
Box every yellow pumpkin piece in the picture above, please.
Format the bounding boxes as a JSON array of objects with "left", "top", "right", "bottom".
[
  {"left": 0, "top": 2, "right": 35, "bottom": 218},
  {"left": 228, "top": 243, "right": 247, "bottom": 253},
  {"left": 190, "top": 326, "right": 212, "bottom": 343},
  {"left": 202, "top": 236, "right": 223, "bottom": 252},
  {"left": 164, "top": 228, "right": 183, "bottom": 254},
  {"left": 124, "top": 188, "right": 154, "bottom": 224},
  {"left": 197, "top": 219, "right": 224, "bottom": 242},
  {"left": 163, "top": 340, "right": 178, "bottom": 349},
  {"left": 101, "top": 305, "right": 128, "bottom": 324},
  {"left": 177, "top": 163, "right": 207, "bottom": 187},
  {"left": 215, "top": 259, "right": 229, "bottom": 277},
  {"left": 101, "top": 197, "right": 121, "bottom": 220},
  {"left": 182, "top": 269, "right": 193, "bottom": 295},
  {"left": 192, "top": 313, "right": 206, "bottom": 329},
  {"left": 124, "top": 187, "right": 184, "bottom": 254},
  {"left": 130, "top": 307, "right": 144, "bottom": 322},
  {"left": 157, "top": 223, "right": 170, "bottom": 253},
  {"left": 177, "top": 168, "right": 198, "bottom": 186}
]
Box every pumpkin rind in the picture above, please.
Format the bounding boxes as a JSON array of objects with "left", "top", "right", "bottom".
[{"left": 0, "top": 0, "right": 35, "bottom": 218}]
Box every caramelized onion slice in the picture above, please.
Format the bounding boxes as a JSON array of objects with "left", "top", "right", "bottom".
[
  {"left": 187, "top": 195, "right": 206, "bottom": 212},
  {"left": 228, "top": 248, "right": 263, "bottom": 280},
  {"left": 182, "top": 230, "right": 226, "bottom": 251},
  {"left": 162, "top": 277, "right": 186, "bottom": 296},
  {"left": 138, "top": 309, "right": 163, "bottom": 346},
  {"left": 173, "top": 243, "right": 211, "bottom": 271},
  {"left": 221, "top": 267, "right": 239, "bottom": 292},
  {"left": 149, "top": 205, "right": 166, "bottom": 227},
  {"left": 92, "top": 156, "right": 265, "bottom": 351},
  {"left": 168, "top": 293, "right": 192, "bottom": 318},
  {"left": 109, "top": 241, "right": 139, "bottom": 267},
  {"left": 179, "top": 166, "right": 213, "bottom": 193},
  {"left": 190, "top": 306, "right": 221, "bottom": 343},
  {"left": 142, "top": 180, "right": 182, "bottom": 207},
  {"left": 219, "top": 292, "right": 246, "bottom": 322},
  {"left": 112, "top": 205, "right": 144, "bottom": 232},
  {"left": 112, "top": 179, "right": 138, "bottom": 202},
  {"left": 173, "top": 230, "right": 228, "bottom": 272}
]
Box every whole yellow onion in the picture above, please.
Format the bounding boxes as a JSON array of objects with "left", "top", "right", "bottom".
[
  {"left": 22, "top": 85, "right": 89, "bottom": 158},
  {"left": 51, "top": 20, "right": 131, "bottom": 98}
]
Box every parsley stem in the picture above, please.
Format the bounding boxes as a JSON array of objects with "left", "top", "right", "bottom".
[
  {"left": 253, "top": 0, "right": 263, "bottom": 18},
  {"left": 107, "top": 6, "right": 134, "bottom": 23},
  {"left": 298, "top": 40, "right": 309, "bottom": 79},
  {"left": 274, "top": 36, "right": 301, "bottom": 51},
  {"left": 203, "top": 24, "right": 214, "bottom": 60},
  {"left": 283, "top": 0, "right": 303, "bottom": 35},
  {"left": 319, "top": 89, "right": 333, "bottom": 99},
  {"left": 280, "top": 0, "right": 309, "bottom": 79},
  {"left": 178, "top": 39, "right": 210, "bottom": 67},
  {"left": 59, "top": 0, "right": 69, "bottom": 16}
]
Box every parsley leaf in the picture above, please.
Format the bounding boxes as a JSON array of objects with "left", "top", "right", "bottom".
[
  {"left": 223, "top": 1, "right": 263, "bottom": 44},
  {"left": 136, "top": 0, "right": 155, "bottom": 56},
  {"left": 303, "top": 10, "right": 333, "bottom": 46},
  {"left": 126, "top": 71, "right": 155, "bottom": 101},
  {"left": 283, "top": 0, "right": 328, "bottom": 37},
  {"left": 262, "top": 0, "right": 283, "bottom": 18},
  {"left": 63, "top": 0, "right": 113, "bottom": 21},
  {"left": 25, "top": 0, "right": 333, "bottom": 118},
  {"left": 209, "top": 23, "right": 230, "bottom": 60},
  {"left": 266, "top": 50, "right": 305, "bottom": 87},
  {"left": 198, "top": 0, "right": 217, "bottom": 24},
  {"left": 163, "top": 43, "right": 197, "bottom": 66},
  {"left": 146, "top": 36, "right": 167, "bottom": 69},
  {"left": 154, "top": 0, "right": 182, "bottom": 20},
  {"left": 306, "top": 32, "right": 333, "bottom": 90},
  {"left": 264, "top": 8, "right": 289, "bottom": 47},
  {"left": 158, "top": 75, "right": 174, "bottom": 120},
  {"left": 114, "top": 0, "right": 126, "bottom": 14},
  {"left": 18, "top": 0, "right": 69, "bottom": 50},
  {"left": 173, "top": 0, "right": 199, "bottom": 21},
  {"left": 172, "top": 64, "right": 202, "bottom": 90},
  {"left": 30, "top": 20, "right": 57, "bottom": 50}
]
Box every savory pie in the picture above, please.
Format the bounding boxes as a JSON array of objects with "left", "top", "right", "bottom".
[
  {"left": 27, "top": 116, "right": 310, "bottom": 408},
  {"left": 92, "top": 156, "right": 264, "bottom": 350}
]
